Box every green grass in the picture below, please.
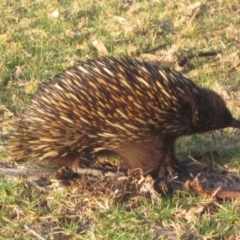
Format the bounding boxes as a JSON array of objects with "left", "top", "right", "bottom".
[{"left": 0, "top": 0, "right": 240, "bottom": 239}]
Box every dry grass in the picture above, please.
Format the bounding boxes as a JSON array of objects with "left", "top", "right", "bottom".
[{"left": 0, "top": 0, "right": 240, "bottom": 239}]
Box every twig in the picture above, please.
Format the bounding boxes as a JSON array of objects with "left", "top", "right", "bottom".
[
  {"left": 142, "top": 43, "right": 168, "bottom": 54},
  {"left": 0, "top": 164, "right": 116, "bottom": 178},
  {"left": 24, "top": 225, "right": 46, "bottom": 240},
  {"left": 187, "top": 7, "right": 200, "bottom": 28},
  {"left": 178, "top": 51, "right": 220, "bottom": 67}
]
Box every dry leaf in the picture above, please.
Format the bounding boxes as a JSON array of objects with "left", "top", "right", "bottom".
[
  {"left": 0, "top": 33, "right": 10, "bottom": 43},
  {"left": 184, "top": 175, "right": 240, "bottom": 200},
  {"left": 184, "top": 204, "right": 206, "bottom": 221},
  {"left": 231, "top": 62, "right": 240, "bottom": 72},
  {"left": 186, "top": 1, "right": 201, "bottom": 14},
  {"left": 113, "top": 16, "right": 127, "bottom": 23},
  {"left": 140, "top": 54, "right": 160, "bottom": 62},
  {"left": 51, "top": 10, "right": 59, "bottom": 18},
  {"left": 91, "top": 39, "right": 108, "bottom": 55},
  {"left": 157, "top": 61, "right": 176, "bottom": 69}
]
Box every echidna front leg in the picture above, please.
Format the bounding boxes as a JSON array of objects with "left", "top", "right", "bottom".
[{"left": 157, "top": 139, "right": 189, "bottom": 178}]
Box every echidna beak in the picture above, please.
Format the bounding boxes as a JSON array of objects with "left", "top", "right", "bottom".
[{"left": 230, "top": 118, "right": 240, "bottom": 128}]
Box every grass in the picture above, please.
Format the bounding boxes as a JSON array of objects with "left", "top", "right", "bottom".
[{"left": 0, "top": 0, "right": 240, "bottom": 239}]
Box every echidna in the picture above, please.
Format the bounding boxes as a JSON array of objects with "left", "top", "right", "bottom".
[{"left": 7, "top": 56, "right": 240, "bottom": 176}]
